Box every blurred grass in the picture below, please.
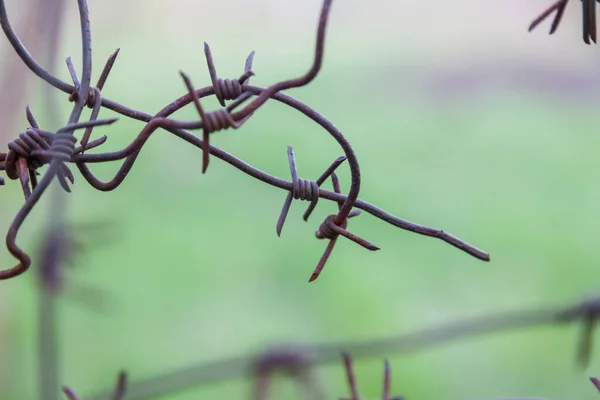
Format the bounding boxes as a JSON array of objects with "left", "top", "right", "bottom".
[{"left": 3, "top": 0, "right": 600, "bottom": 399}]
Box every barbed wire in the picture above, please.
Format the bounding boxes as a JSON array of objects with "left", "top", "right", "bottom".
[
  {"left": 0, "top": 0, "right": 489, "bottom": 285},
  {"left": 1, "top": 0, "right": 597, "bottom": 399}
]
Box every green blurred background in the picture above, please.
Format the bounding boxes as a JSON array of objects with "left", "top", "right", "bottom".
[{"left": 2, "top": 0, "right": 600, "bottom": 398}]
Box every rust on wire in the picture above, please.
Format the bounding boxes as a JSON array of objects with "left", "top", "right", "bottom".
[{"left": 0, "top": 0, "right": 490, "bottom": 284}]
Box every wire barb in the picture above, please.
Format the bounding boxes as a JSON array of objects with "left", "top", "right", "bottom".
[
  {"left": 310, "top": 172, "right": 378, "bottom": 282},
  {"left": 0, "top": 111, "right": 116, "bottom": 280},
  {"left": 179, "top": 71, "right": 249, "bottom": 174},
  {"left": 529, "top": 0, "right": 600, "bottom": 44},
  {"left": 276, "top": 145, "right": 346, "bottom": 236},
  {"left": 66, "top": 49, "right": 119, "bottom": 153},
  {"left": 204, "top": 42, "right": 255, "bottom": 107}
]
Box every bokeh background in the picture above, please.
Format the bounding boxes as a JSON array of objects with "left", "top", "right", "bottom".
[{"left": 2, "top": 0, "right": 600, "bottom": 399}]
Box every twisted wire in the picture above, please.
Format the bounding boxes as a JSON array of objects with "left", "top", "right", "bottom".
[
  {"left": 202, "top": 108, "right": 237, "bottom": 134},
  {"left": 204, "top": 42, "right": 255, "bottom": 107},
  {"left": 214, "top": 77, "right": 244, "bottom": 104},
  {"left": 4, "top": 129, "right": 52, "bottom": 179},
  {"left": 276, "top": 147, "right": 346, "bottom": 237},
  {"left": 31, "top": 129, "right": 77, "bottom": 192},
  {"left": 44, "top": 130, "right": 77, "bottom": 162},
  {"left": 68, "top": 85, "right": 99, "bottom": 108},
  {"left": 292, "top": 178, "right": 319, "bottom": 202},
  {"left": 316, "top": 214, "right": 344, "bottom": 240}
]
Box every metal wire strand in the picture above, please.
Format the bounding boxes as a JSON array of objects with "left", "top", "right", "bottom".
[
  {"left": 583, "top": 0, "right": 598, "bottom": 44},
  {"left": 66, "top": 49, "right": 119, "bottom": 153},
  {"left": 310, "top": 172, "right": 378, "bottom": 282},
  {"left": 71, "top": 83, "right": 488, "bottom": 263},
  {"left": 529, "top": 0, "right": 569, "bottom": 33},
  {"left": 179, "top": 71, "right": 250, "bottom": 173}
]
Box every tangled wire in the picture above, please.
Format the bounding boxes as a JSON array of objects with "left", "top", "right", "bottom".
[{"left": 0, "top": 0, "right": 491, "bottom": 284}]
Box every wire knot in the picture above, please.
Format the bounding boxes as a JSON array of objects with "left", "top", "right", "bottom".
[
  {"left": 276, "top": 146, "right": 347, "bottom": 237},
  {"left": 68, "top": 85, "right": 101, "bottom": 109},
  {"left": 4, "top": 112, "right": 116, "bottom": 195},
  {"left": 4, "top": 129, "right": 52, "bottom": 179},
  {"left": 204, "top": 42, "right": 255, "bottom": 107},
  {"left": 179, "top": 71, "right": 251, "bottom": 173},
  {"left": 46, "top": 131, "right": 77, "bottom": 162},
  {"left": 214, "top": 77, "right": 243, "bottom": 103},
  {"left": 307, "top": 170, "right": 378, "bottom": 282},
  {"left": 202, "top": 109, "right": 238, "bottom": 134},
  {"left": 316, "top": 214, "right": 347, "bottom": 240},
  {"left": 292, "top": 178, "right": 319, "bottom": 202},
  {"left": 213, "top": 70, "right": 254, "bottom": 106}
]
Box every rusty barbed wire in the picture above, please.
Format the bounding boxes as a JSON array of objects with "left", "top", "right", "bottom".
[
  {"left": 85, "top": 293, "right": 600, "bottom": 399},
  {"left": 0, "top": 0, "right": 490, "bottom": 283},
  {"left": 529, "top": 0, "right": 600, "bottom": 44},
  {"left": 276, "top": 146, "right": 348, "bottom": 237},
  {"left": 201, "top": 42, "right": 255, "bottom": 173}
]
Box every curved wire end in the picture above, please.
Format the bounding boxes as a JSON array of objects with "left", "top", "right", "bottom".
[
  {"left": 0, "top": 254, "right": 31, "bottom": 280},
  {"left": 245, "top": 50, "right": 256, "bottom": 71}
]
